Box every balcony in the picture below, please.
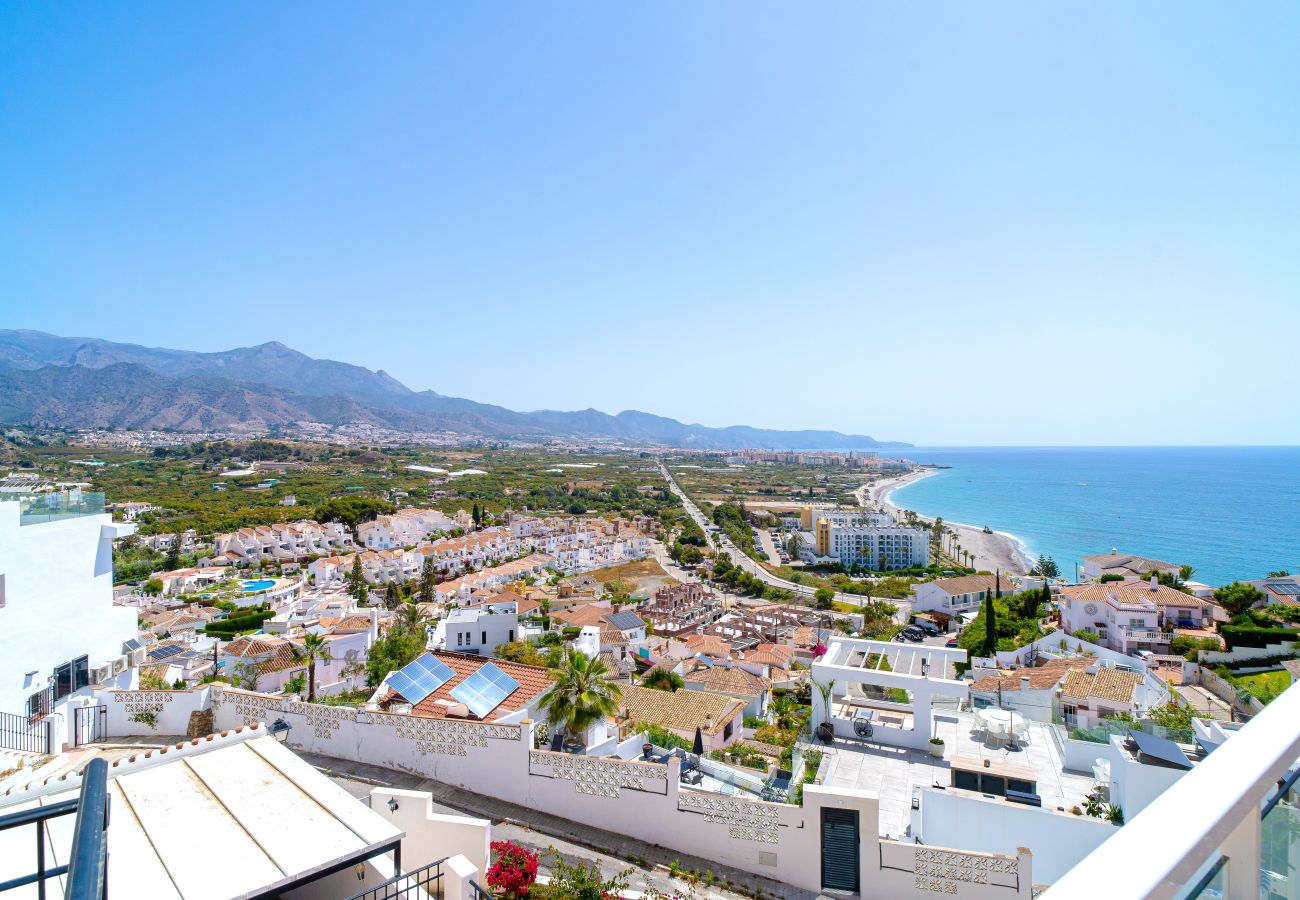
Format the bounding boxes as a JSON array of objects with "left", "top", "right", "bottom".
[
  {"left": 1046, "top": 680, "right": 1300, "bottom": 898},
  {"left": 16, "top": 491, "right": 106, "bottom": 526}
]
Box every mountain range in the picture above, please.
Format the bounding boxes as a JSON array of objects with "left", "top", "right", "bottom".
[{"left": 0, "top": 330, "right": 908, "bottom": 450}]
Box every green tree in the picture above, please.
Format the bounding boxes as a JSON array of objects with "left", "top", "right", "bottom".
[
  {"left": 1266, "top": 569, "right": 1291, "bottom": 579},
  {"left": 641, "top": 668, "right": 683, "bottom": 692},
  {"left": 314, "top": 496, "right": 395, "bottom": 531},
  {"left": 540, "top": 650, "right": 623, "bottom": 748},
  {"left": 163, "top": 539, "right": 181, "bottom": 571},
  {"left": 365, "top": 625, "right": 426, "bottom": 687},
  {"left": 1033, "top": 555, "right": 1060, "bottom": 579},
  {"left": 348, "top": 555, "right": 368, "bottom": 602},
  {"left": 419, "top": 556, "right": 436, "bottom": 605},
  {"left": 383, "top": 581, "right": 401, "bottom": 611},
  {"left": 814, "top": 586, "right": 835, "bottom": 609},
  {"left": 980, "top": 590, "right": 998, "bottom": 657},
  {"left": 300, "top": 632, "right": 332, "bottom": 702},
  {"left": 494, "top": 641, "right": 549, "bottom": 667},
  {"left": 1214, "top": 581, "right": 1267, "bottom": 618},
  {"left": 142, "top": 577, "right": 164, "bottom": 597}
]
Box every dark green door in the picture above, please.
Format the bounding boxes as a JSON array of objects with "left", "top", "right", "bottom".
[{"left": 821, "top": 807, "right": 860, "bottom": 892}]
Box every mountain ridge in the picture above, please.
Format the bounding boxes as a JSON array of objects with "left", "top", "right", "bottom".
[{"left": 0, "top": 330, "right": 910, "bottom": 449}]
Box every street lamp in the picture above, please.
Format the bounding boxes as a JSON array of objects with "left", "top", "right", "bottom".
[{"left": 269, "top": 718, "right": 292, "bottom": 744}]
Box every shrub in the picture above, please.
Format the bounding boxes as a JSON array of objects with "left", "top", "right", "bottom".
[
  {"left": 1220, "top": 625, "right": 1300, "bottom": 651},
  {"left": 486, "top": 840, "right": 539, "bottom": 899}
]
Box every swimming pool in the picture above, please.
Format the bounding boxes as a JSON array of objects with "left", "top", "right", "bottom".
[{"left": 241, "top": 579, "right": 277, "bottom": 593}]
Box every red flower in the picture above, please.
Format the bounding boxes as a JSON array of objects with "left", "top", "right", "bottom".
[{"left": 487, "top": 840, "right": 539, "bottom": 898}]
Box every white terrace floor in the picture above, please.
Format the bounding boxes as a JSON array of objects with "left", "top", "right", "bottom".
[{"left": 820, "top": 709, "right": 1097, "bottom": 840}]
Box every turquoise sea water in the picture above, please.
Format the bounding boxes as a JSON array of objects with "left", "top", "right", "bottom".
[{"left": 887, "top": 447, "right": 1300, "bottom": 587}]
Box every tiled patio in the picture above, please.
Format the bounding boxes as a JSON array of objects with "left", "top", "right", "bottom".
[{"left": 820, "top": 710, "right": 1097, "bottom": 839}]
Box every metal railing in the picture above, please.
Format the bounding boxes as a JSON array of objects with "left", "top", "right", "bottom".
[
  {"left": 0, "top": 757, "right": 109, "bottom": 900},
  {"left": 345, "top": 858, "right": 445, "bottom": 900},
  {"left": 0, "top": 709, "right": 52, "bottom": 754},
  {"left": 469, "top": 880, "right": 493, "bottom": 899}
]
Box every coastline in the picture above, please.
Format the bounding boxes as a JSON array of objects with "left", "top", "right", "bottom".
[{"left": 859, "top": 468, "right": 1034, "bottom": 576}]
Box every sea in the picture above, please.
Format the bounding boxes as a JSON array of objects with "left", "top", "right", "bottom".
[{"left": 885, "top": 446, "right": 1300, "bottom": 587}]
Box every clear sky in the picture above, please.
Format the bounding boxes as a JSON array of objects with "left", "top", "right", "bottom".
[{"left": 2, "top": 3, "right": 1298, "bottom": 446}]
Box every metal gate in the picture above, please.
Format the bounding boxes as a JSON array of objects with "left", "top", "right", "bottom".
[
  {"left": 0, "top": 711, "right": 51, "bottom": 754},
  {"left": 821, "top": 806, "right": 860, "bottom": 893},
  {"left": 73, "top": 705, "right": 107, "bottom": 747}
]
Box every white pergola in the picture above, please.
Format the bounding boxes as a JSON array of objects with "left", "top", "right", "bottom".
[{"left": 811, "top": 637, "right": 969, "bottom": 750}]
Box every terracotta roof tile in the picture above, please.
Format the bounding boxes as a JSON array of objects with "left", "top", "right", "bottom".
[
  {"left": 396, "top": 651, "right": 554, "bottom": 722},
  {"left": 621, "top": 684, "right": 743, "bottom": 736}
]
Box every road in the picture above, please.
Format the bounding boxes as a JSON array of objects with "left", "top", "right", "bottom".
[{"left": 658, "top": 461, "right": 912, "bottom": 620}]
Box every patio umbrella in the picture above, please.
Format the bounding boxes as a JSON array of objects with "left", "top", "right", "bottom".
[{"left": 692, "top": 726, "right": 705, "bottom": 757}]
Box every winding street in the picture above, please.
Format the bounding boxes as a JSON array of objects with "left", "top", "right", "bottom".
[{"left": 657, "top": 461, "right": 911, "bottom": 620}]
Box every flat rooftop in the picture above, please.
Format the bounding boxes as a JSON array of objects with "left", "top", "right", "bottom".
[{"left": 821, "top": 709, "right": 1095, "bottom": 839}]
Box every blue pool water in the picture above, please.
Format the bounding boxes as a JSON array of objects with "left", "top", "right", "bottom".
[
  {"left": 241, "top": 578, "right": 277, "bottom": 593},
  {"left": 888, "top": 446, "right": 1300, "bottom": 587}
]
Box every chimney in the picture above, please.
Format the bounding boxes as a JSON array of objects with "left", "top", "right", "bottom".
[
  {"left": 1149, "top": 574, "right": 1158, "bottom": 591},
  {"left": 1020, "top": 675, "right": 1030, "bottom": 691},
  {"left": 369, "top": 606, "right": 379, "bottom": 643}
]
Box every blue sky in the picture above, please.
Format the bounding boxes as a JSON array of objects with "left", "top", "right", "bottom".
[{"left": 2, "top": 3, "right": 1297, "bottom": 445}]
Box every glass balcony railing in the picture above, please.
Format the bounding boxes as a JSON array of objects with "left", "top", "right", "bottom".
[
  {"left": 1260, "top": 769, "right": 1300, "bottom": 900},
  {"left": 16, "top": 491, "right": 106, "bottom": 525}
]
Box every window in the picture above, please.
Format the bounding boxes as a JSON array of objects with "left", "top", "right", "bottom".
[
  {"left": 457, "top": 632, "right": 463, "bottom": 647},
  {"left": 509, "top": 629, "right": 515, "bottom": 642},
  {"left": 481, "top": 631, "right": 487, "bottom": 646}
]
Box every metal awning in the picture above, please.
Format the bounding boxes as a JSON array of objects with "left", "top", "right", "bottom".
[{"left": 0, "top": 736, "right": 403, "bottom": 898}]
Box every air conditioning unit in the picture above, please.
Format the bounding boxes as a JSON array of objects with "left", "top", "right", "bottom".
[
  {"left": 90, "top": 663, "right": 112, "bottom": 685},
  {"left": 126, "top": 646, "right": 147, "bottom": 667},
  {"left": 111, "top": 655, "right": 129, "bottom": 676}
]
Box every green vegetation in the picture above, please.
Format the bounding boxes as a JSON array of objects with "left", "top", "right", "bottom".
[
  {"left": 540, "top": 650, "right": 623, "bottom": 747},
  {"left": 203, "top": 606, "right": 274, "bottom": 639},
  {"left": 1215, "top": 581, "right": 1267, "bottom": 618},
  {"left": 9, "top": 443, "right": 680, "bottom": 541},
  {"left": 313, "top": 496, "right": 395, "bottom": 530},
  {"left": 365, "top": 616, "right": 427, "bottom": 687},
  {"left": 494, "top": 641, "right": 550, "bottom": 667},
  {"left": 641, "top": 668, "right": 683, "bottom": 692},
  {"left": 711, "top": 502, "right": 757, "bottom": 556},
  {"left": 1230, "top": 670, "right": 1292, "bottom": 705},
  {"left": 639, "top": 722, "right": 692, "bottom": 751},
  {"left": 959, "top": 594, "right": 1046, "bottom": 665},
  {"left": 710, "top": 554, "right": 793, "bottom": 602}
]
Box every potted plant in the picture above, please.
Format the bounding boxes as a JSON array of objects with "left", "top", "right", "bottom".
[
  {"left": 927, "top": 736, "right": 945, "bottom": 758},
  {"left": 814, "top": 680, "right": 835, "bottom": 743}
]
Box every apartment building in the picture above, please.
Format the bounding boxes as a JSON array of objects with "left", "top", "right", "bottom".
[
  {"left": 441, "top": 602, "right": 520, "bottom": 655},
  {"left": 795, "top": 509, "right": 929, "bottom": 570},
  {"left": 209, "top": 520, "right": 352, "bottom": 564},
  {"left": 0, "top": 490, "right": 138, "bottom": 731},
  {"left": 358, "top": 508, "right": 457, "bottom": 549}
]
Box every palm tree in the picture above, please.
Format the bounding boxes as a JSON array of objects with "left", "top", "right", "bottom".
[
  {"left": 300, "top": 633, "right": 332, "bottom": 702},
  {"left": 540, "top": 649, "right": 623, "bottom": 748},
  {"left": 397, "top": 602, "right": 424, "bottom": 633}
]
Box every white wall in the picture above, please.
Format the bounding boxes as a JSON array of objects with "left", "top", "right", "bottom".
[
  {"left": 0, "top": 503, "right": 139, "bottom": 717},
  {"left": 914, "top": 786, "right": 1114, "bottom": 883},
  {"left": 368, "top": 787, "right": 491, "bottom": 877}
]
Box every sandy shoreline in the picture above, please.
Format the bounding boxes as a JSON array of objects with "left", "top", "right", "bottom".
[{"left": 858, "top": 469, "right": 1033, "bottom": 576}]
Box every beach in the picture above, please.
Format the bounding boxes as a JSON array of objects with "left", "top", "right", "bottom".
[{"left": 858, "top": 469, "right": 1033, "bottom": 575}]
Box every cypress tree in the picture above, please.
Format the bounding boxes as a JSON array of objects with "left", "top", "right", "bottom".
[{"left": 980, "top": 590, "right": 998, "bottom": 657}]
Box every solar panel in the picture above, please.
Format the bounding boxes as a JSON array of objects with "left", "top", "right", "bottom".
[
  {"left": 1128, "top": 729, "right": 1193, "bottom": 770},
  {"left": 450, "top": 661, "right": 520, "bottom": 718},
  {"left": 387, "top": 654, "right": 455, "bottom": 704},
  {"left": 148, "top": 645, "right": 184, "bottom": 661},
  {"left": 1269, "top": 583, "right": 1300, "bottom": 596}
]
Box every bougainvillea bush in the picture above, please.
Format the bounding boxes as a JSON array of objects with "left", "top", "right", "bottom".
[{"left": 487, "top": 840, "right": 539, "bottom": 898}]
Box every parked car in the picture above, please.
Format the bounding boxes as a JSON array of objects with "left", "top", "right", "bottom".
[
  {"left": 945, "top": 638, "right": 959, "bottom": 648},
  {"left": 901, "top": 625, "right": 925, "bottom": 642},
  {"left": 913, "top": 619, "right": 941, "bottom": 636}
]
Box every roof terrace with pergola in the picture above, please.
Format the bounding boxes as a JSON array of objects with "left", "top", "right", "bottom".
[{"left": 810, "top": 637, "right": 969, "bottom": 751}]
